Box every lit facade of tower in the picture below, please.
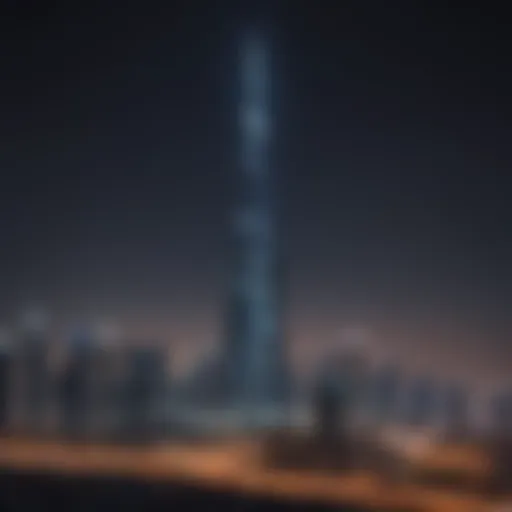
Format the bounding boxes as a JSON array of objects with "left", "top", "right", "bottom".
[{"left": 222, "top": 31, "right": 287, "bottom": 408}]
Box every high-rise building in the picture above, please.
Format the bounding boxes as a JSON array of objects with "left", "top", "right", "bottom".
[
  {"left": 91, "top": 321, "right": 125, "bottom": 436},
  {"left": 490, "top": 389, "right": 512, "bottom": 436},
  {"left": 0, "top": 328, "right": 12, "bottom": 430},
  {"left": 336, "top": 338, "right": 369, "bottom": 406},
  {"left": 221, "top": 31, "right": 287, "bottom": 408},
  {"left": 120, "top": 343, "right": 168, "bottom": 441},
  {"left": 367, "top": 363, "right": 402, "bottom": 425},
  {"left": 59, "top": 326, "right": 96, "bottom": 438},
  {"left": 313, "top": 359, "right": 346, "bottom": 440},
  {"left": 440, "top": 381, "right": 469, "bottom": 437},
  {"left": 401, "top": 376, "right": 439, "bottom": 428},
  {"left": 16, "top": 309, "right": 51, "bottom": 434},
  {"left": 179, "top": 31, "right": 288, "bottom": 417}
]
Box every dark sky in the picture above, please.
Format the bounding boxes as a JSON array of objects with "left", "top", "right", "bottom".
[{"left": 0, "top": 3, "right": 511, "bottom": 384}]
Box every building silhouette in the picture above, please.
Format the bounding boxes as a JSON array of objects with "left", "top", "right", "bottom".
[
  {"left": 16, "top": 310, "right": 51, "bottom": 434},
  {"left": 490, "top": 389, "right": 512, "bottom": 436},
  {"left": 402, "top": 375, "right": 438, "bottom": 428},
  {"left": 367, "top": 363, "right": 402, "bottom": 426},
  {"left": 120, "top": 343, "right": 168, "bottom": 441},
  {"left": 0, "top": 331, "right": 11, "bottom": 430},
  {"left": 59, "top": 326, "right": 97, "bottom": 438},
  {"left": 440, "top": 381, "right": 469, "bottom": 437}
]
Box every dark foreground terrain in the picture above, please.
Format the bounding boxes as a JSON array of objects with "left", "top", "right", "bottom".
[{"left": 0, "top": 470, "right": 407, "bottom": 512}]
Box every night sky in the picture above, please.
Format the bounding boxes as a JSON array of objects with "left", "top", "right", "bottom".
[{"left": 0, "top": 3, "right": 511, "bottom": 385}]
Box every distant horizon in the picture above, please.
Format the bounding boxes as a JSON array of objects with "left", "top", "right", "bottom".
[{"left": 0, "top": 306, "right": 507, "bottom": 395}]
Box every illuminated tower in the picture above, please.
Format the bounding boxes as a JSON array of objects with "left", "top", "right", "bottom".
[{"left": 222, "top": 31, "right": 287, "bottom": 408}]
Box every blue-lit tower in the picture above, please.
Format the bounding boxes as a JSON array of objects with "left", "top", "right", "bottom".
[{"left": 222, "top": 31, "right": 287, "bottom": 408}]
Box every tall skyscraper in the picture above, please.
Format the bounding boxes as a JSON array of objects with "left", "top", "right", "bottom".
[
  {"left": 180, "top": 31, "right": 287, "bottom": 416},
  {"left": 222, "top": 31, "right": 287, "bottom": 408}
]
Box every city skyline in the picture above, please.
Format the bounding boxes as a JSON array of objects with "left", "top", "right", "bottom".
[{"left": 0, "top": 4, "right": 511, "bottom": 387}]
